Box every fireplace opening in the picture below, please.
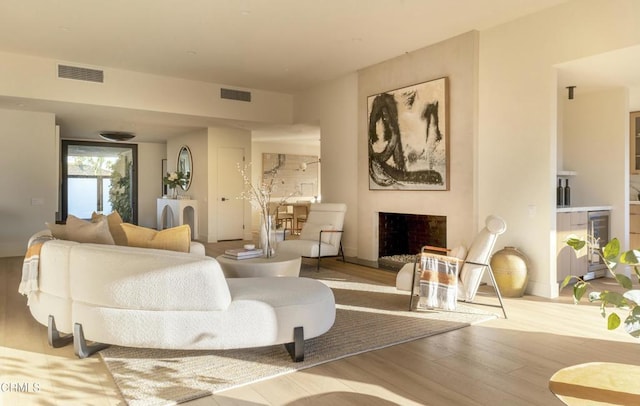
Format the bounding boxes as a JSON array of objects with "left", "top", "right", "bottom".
[{"left": 378, "top": 212, "right": 446, "bottom": 270}]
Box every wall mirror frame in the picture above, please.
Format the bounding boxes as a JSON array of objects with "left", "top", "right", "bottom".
[{"left": 177, "top": 145, "right": 193, "bottom": 191}]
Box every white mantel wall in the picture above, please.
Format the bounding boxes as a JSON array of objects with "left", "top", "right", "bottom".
[{"left": 356, "top": 32, "right": 479, "bottom": 260}]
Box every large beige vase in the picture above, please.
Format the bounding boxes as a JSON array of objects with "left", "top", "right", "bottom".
[{"left": 490, "top": 246, "right": 529, "bottom": 298}]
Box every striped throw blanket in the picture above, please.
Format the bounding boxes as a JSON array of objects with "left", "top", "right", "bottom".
[
  {"left": 18, "top": 234, "right": 53, "bottom": 303},
  {"left": 416, "top": 254, "right": 460, "bottom": 311}
]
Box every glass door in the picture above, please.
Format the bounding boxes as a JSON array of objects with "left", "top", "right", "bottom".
[{"left": 61, "top": 140, "right": 138, "bottom": 223}]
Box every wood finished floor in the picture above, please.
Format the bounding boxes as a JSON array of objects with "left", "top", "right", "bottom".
[{"left": 3, "top": 240, "right": 640, "bottom": 405}]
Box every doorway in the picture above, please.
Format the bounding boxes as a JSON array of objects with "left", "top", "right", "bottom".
[
  {"left": 61, "top": 140, "right": 138, "bottom": 223},
  {"left": 217, "top": 147, "right": 245, "bottom": 240}
]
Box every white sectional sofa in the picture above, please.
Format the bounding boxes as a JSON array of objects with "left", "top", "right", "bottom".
[{"left": 25, "top": 231, "right": 336, "bottom": 361}]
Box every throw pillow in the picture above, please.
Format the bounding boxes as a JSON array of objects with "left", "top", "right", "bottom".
[
  {"left": 121, "top": 223, "right": 191, "bottom": 253},
  {"left": 299, "top": 223, "right": 334, "bottom": 244},
  {"left": 91, "top": 211, "right": 127, "bottom": 246},
  {"left": 45, "top": 222, "right": 68, "bottom": 240},
  {"left": 58, "top": 215, "right": 115, "bottom": 245}
]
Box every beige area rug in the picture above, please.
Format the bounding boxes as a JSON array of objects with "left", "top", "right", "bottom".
[{"left": 100, "top": 266, "right": 498, "bottom": 405}]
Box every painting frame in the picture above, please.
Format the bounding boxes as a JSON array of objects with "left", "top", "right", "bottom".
[{"left": 367, "top": 77, "right": 449, "bottom": 191}]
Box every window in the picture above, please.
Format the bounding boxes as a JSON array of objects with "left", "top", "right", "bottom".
[{"left": 61, "top": 140, "right": 138, "bottom": 223}]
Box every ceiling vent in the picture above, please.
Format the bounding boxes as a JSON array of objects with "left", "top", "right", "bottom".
[
  {"left": 58, "top": 64, "right": 104, "bottom": 83},
  {"left": 220, "top": 88, "right": 251, "bottom": 102}
]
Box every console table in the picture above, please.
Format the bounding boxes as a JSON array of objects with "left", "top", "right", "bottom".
[{"left": 157, "top": 198, "right": 198, "bottom": 239}]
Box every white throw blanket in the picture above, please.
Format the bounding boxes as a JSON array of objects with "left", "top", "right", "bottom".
[{"left": 18, "top": 234, "right": 53, "bottom": 303}]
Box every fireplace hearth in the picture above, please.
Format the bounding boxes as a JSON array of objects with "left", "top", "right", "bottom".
[{"left": 378, "top": 212, "right": 446, "bottom": 269}]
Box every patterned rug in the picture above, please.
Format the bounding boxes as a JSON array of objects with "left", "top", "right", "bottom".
[{"left": 100, "top": 266, "right": 498, "bottom": 405}]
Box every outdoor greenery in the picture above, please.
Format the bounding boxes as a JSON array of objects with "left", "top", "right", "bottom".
[
  {"left": 564, "top": 236, "right": 640, "bottom": 337},
  {"left": 109, "top": 158, "right": 132, "bottom": 223}
]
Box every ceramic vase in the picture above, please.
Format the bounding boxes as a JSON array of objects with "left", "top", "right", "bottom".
[{"left": 490, "top": 246, "right": 529, "bottom": 297}]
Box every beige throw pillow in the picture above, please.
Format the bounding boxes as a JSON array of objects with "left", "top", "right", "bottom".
[
  {"left": 121, "top": 223, "right": 191, "bottom": 253},
  {"left": 49, "top": 215, "right": 116, "bottom": 245},
  {"left": 45, "top": 222, "right": 68, "bottom": 240},
  {"left": 91, "top": 211, "right": 127, "bottom": 246}
]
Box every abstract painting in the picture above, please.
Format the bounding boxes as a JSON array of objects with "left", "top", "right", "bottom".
[
  {"left": 262, "top": 153, "right": 319, "bottom": 198},
  {"left": 367, "top": 77, "right": 449, "bottom": 190}
]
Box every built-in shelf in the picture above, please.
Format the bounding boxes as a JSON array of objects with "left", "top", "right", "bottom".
[{"left": 557, "top": 170, "right": 577, "bottom": 177}]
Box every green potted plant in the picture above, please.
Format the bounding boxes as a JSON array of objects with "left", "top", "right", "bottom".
[{"left": 563, "top": 236, "right": 640, "bottom": 337}]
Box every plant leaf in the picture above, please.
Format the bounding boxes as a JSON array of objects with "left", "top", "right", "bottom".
[
  {"left": 624, "top": 290, "right": 640, "bottom": 305},
  {"left": 603, "top": 238, "right": 620, "bottom": 261},
  {"left": 574, "top": 282, "right": 588, "bottom": 303},
  {"left": 566, "top": 236, "right": 586, "bottom": 251},
  {"left": 560, "top": 275, "right": 574, "bottom": 290},
  {"left": 615, "top": 274, "right": 633, "bottom": 290},
  {"left": 621, "top": 249, "right": 640, "bottom": 265},
  {"left": 608, "top": 312, "right": 621, "bottom": 330},
  {"left": 588, "top": 291, "right": 602, "bottom": 302},
  {"left": 624, "top": 314, "right": 640, "bottom": 338},
  {"left": 601, "top": 291, "right": 627, "bottom": 307}
]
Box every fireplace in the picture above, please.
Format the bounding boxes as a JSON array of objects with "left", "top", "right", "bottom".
[{"left": 378, "top": 212, "right": 446, "bottom": 266}]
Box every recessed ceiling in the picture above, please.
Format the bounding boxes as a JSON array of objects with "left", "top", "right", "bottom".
[{"left": 0, "top": 0, "right": 571, "bottom": 142}]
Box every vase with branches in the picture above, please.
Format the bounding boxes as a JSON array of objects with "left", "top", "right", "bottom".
[{"left": 237, "top": 163, "right": 299, "bottom": 257}]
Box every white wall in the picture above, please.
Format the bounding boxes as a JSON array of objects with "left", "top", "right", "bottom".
[
  {"left": 0, "top": 108, "right": 57, "bottom": 256},
  {"left": 137, "top": 142, "right": 166, "bottom": 228},
  {"left": 0, "top": 51, "right": 293, "bottom": 126},
  {"left": 562, "top": 88, "right": 628, "bottom": 248},
  {"left": 294, "top": 74, "right": 359, "bottom": 256},
  {"left": 479, "top": 0, "right": 640, "bottom": 297}
]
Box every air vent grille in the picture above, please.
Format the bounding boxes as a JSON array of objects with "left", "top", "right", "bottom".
[
  {"left": 220, "top": 88, "right": 251, "bottom": 102},
  {"left": 58, "top": 64, "right": 104, "bottom": 83}
]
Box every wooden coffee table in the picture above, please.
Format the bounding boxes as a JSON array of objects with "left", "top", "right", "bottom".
[
  {"left": 216, "top": 251, "right": 301, "bottom": 278},
  {"left": 549, "top": 362, "right": 640, "bottom": 405}
]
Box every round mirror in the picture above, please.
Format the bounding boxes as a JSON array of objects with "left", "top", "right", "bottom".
[{"left": 177, "top": 145, "right": 192, "bottom": 191}]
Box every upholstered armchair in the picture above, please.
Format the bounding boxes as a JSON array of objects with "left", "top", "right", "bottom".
[{"left": 278, "top": 203, "right": 347, "bottom": 270}]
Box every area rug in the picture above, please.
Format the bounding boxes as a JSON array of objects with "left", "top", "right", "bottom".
[{"left": 100, "top": 265, "right": 498, "bottom": 405}]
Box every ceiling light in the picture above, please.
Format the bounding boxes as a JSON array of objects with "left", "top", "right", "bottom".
[{"left": 99, "top": 131, "right": 136, "bottom": 142}]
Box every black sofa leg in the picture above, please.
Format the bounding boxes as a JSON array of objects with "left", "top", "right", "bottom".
[
  {"left": 284, "top": 326, "right": 304, "bottom": 362},
  {"left": 47, "top": 315, "right": 73, "bottom": 348},
  {"left": 73, "top": 323, "right": 110, "bottom": 359}
]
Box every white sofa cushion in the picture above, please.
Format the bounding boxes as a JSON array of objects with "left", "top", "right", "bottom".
[{"left": 68, "top": 243, "right": 231, "bottom": 311}]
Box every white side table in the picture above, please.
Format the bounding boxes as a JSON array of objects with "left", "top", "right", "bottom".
[
  {"left": 157, "top": 198, "right": 198, "bottom": 240},
  {"left": 216, "top": 251, "right": 302, "bottom": 278}
]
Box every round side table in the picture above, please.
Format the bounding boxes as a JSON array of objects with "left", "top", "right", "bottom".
[{"left": 216, "top": 251, "right": 302, "bottom": 278}]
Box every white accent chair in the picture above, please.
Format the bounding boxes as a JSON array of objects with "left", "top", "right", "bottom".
[
  {"left": 278, "top": 203, "right": 347, "bottom": 270},
  {"left": 395, "top": 215, "right": 508, "bottom": 317}
]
